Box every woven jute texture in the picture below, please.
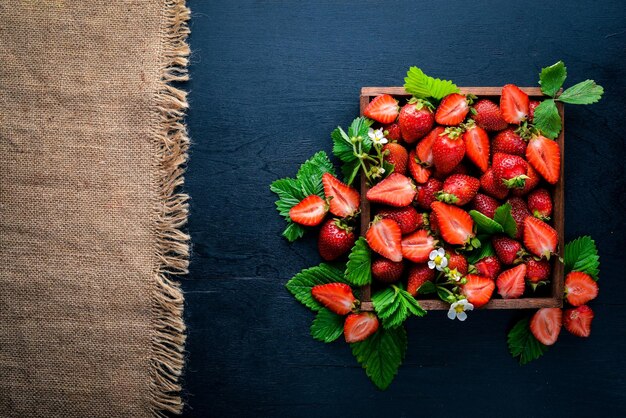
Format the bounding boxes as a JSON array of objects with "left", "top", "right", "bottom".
[{"left": 0, "top": 1, "right": 190, "bottom": 416}]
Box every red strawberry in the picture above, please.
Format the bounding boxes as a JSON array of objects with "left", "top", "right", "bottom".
[
  {"left": 492, "top": 236, "right": 523, "bottom": 265},
  {"left": 408, "top": 149, "right": 432, "bottom": 184},
  {"left": 435, "top": 93, "right": 469, "bottom": 126},
  {"left": 436, "top": 174, "right": 480, "bottom": 206},
  {"left": 416, "top": 126, "right": 444, "bottom": 166},
  {"left": 528, "top": 188, "right": 553, "bottom": 220},
  {"left": 364, "top": 94, "right": 399, "bottom": 124},
  {"left": 523, "top": 217, "right": 558, "bottom": 259},
  {"left": 382, "top": 142, "right": 409, "bottom": 175},
  {"left": 492, "top": 153, "right": 529, "bottom": 189},
  {"left": 371, "top": 258, "right": 405, "bottom": 283},
  {"left": 463, "top": 123, "right": 490, "bottom": 172},
  {"left": 447, "top": 250, "right": 468, "bottom": 275},
  {"left": 461, "top": 275, "right": 495, "bottom": 308},
  {"left": 376, "top": 206, "right": 421, "bottom": 235},
  {"left": 480, "top": 168, "right": 509, "bottom": 200},
  {"left": 474, "top": 255, "right": 501, "bottom": 279},
  {"left": 318, "top": 219, "right": 356, "bottom": 261},
  {"left": 432, "top": 163, "right": 469, "bottom": 181},
  {"left": 398, "top": 100, "right": 435, "bottom": 143},
  {"left": 472, "top": 99, "right": 508, "bottom": 131},
  {"left": 401, "top": 229, "right": 436, "bottom": 263},
  {"left": 415, "top": 178, "right": 443, "bottom": 209},
  {"left": 289, "top": 195, "right": 328, "bottom": 226},
  {"left": 470, "top": 193, "right": 499, "bottom": 219},
  {"left": 322, "top": 173, "right": 360, "bottom": 218},
  {"left": 507, "top": 196, "right": 531, "bottom": 240},
  {"left": 496, "top": 264, "right": 527, "bottom": 299},
  {"left": 366, "top": 217, "right": 403, "bottom": 262},
  {"left": 526, "top": 135, "right": 561, "bottom": 185},
  {"left": 565, "top": 272, "right": 599, "bottom": 307},
  {"left": 431, "top": 202, "right": 475, "bottom": 246},
  {"left": 428, "top": 211, "right": 440, "bottom": 235},
  {"left": 525, "top": 259, "right": 551, "bottom": 284},
  {"left": 384, "top": 122, "right": 403, "bottom": 142},
  {"left": 530, "top": 308, "right": 562, "bottom": 346},
  {"left": 344, "top": 312, "right": 379, "bottom": 343},
  {"left": 511, "top": 164, "right": 540, "bottom": 197},
  {"left": 366, "top": 173, "right": 416, "bottom": 207},
  {"left": 500, "top": 84, "right": 529, "bottom": 124},
  {"left": 311, "top": 283, "right": 356, "bottom": 315},
  {"left": 432, "top": 128, "right": 465, "bottom": 174},
  {"left": 492, "top": 128, "right": 527, "bottom": 157},
  {"left": 528, "top": 100, "right": 540, "bottom": 122},
  {"left": 407, "top": 264, "right": 435, "bottom": 296},
  {"left": 563, "top": 305, "right": 594, "bottom": 338}
]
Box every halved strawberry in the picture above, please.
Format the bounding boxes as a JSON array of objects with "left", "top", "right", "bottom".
[
  {"left": 565, "top": 272, "right": 599, "bottom": 307},
  {"left": 416, "top": 126, "right": 444, "bottom": 166},
  {"left": 364, "top": 94, "right": 399, "bottom": 124},
  {"left": 406, "top": 263, "right": 435, "bottom": 296},
  {"left": 496, "top": 264, "right": 527, "bottom": 299},
  {"left": 461, "top": 275, "right": 495, "bottom": 308},
  {"left": 526, "top": 135, "right": 561, "bottom": 185},
  {"left": 431, "top": 202, "right": 475, "bottom": 247},
  {"left": 528, "top": 100, "right": 541, "bottom": 122},
  {"left": 322, "top": 173, "right": 360, "bottom": 218},
  {"left": 366, "top": 217, "right": 403, "bottom": 262},
  {"left": 383, "top": 142, "right": 409, "bottom": 175},
  {"left": 473, "top": 255, "right": 501, "bottom": 279},
  {"left": 563, "top": 305, "right": 594, "bottom": 338},
  {"left": 523, "top": 217, "right": 558, "bottom": 259},
  {"left": 500, "top": 84, "right": 529, "bottom": 124},
  {"left": 463, "top": 123, "right": 490, "bottom": 172},
  {"left": 401, "top": 229, "right": 436, "bottom": 263},
  {"left": 408, "top": 149, "right": 432, "bottom": 184},
  {"left": 530, "top": 307, "right": 562, "bottom": 346},
  {"left": 344, "top": 312, "right": 379, "bottom": 343},
  {"left": 366, "top": 173, "right": 416, "bottom": 207},
  {"left": 289, "top": 195, "right": 327, "bottom": 226},
  {"left": 311, "top": 283, "right": 356, "bottom": 315},
  {"left": 435, "top": 93, "right": 470, "bottom": 125}
]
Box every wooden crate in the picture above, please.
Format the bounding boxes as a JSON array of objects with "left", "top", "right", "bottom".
[{"left": 359, "top": 87, "right": 564, "bottom": 311}]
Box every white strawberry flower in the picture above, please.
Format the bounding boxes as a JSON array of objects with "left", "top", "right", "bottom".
[
  {"left": 428, "top": 247, "right": 447, "bottom": 271},
  {"left": 447, "top": 299, "right": 474, "bottom": 321},
  {"left": 447, "top": 268, "right": 462, "bottom": 282},
  {"left": 368, "top": 128, "right": 387, "bottom": 145}
]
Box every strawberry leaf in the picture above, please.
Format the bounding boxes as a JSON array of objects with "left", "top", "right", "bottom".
[
  {"left": 372, "top": 285, "right": 426, "bottom": 329},
  {"left": 286, "top": 263, "right": 349, "bottom": 311},
  {"left": 350, "top": 326, "right": 407, "bottom": 390},
  {"left": 404, "top": 66, "right": 459, "bottom": 100},
  {"left": 417, "top": 281, "right": 436, "bottom": 295},
  {"left": 532, "top": 99, "right": 562, "bottom": 139},
  {"left": 345, "top": 237, "right": 372, "bottom": 286},
  {"left": 508, "top": 317, "right": 548, "bottom": 365},
  {"left": 469, "top": 210, "right": 504, "bottom": 235},
  {"left": 297, "top": 151, "right": 336, "bottom": 197},
  {"left": 564, "top": 236, "right": 600, "bottom": 280},
  {"left": 348, "top": 117, "right": 374, "bottom": 152},
  {"left": 341, "top": 159, "right": 361, "bottom": 186},
  {"left": 331, "top": 126, "right": 357, "bottom": 163},
  {"left": 493, "top": 203, "right": 518, "bottom": 239},
  {"left": 558, "top": 80, "right": 604, "bottom": 105},
  {"left": 539, "top": 61, "right": 567, "bottom": 97},
  {"left": 466, "top": 240, "right": 496, "bottom": 264},
  {"left": 311, "top": 308, "right": 345, "bottom": 343}
]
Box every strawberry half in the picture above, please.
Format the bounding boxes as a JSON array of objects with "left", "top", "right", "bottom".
[
  {"left": 289, "top": 195, "right": 328, "bottom": 226},
  {"left": 496, "top": 264, "right": 527, "bottom": 299},
  {"left": 461, "top": 275, "right": 495, "bottom": 308},
  {"left": 311, "top": 283, "right": 356, "bottom": 315},
  {"left": 376, "top": 205, "right": 421, "bottom": 234},
  {"left": 371, "top": 258, "right": 404, "bottom": 283},
  {"left": 399, "top": 100, "right": 435, "bottom": 143},
  {"left": 322, "top": 173, "right": 360, "bottom": 218},
  {"left": 530, "top": 307, "right": 562, "bottom": 346},
  {"left": 435, "top": 93, "right": 469, "bottom": 126},
  {"left": 383, "top": 142, "right": 408, "bottom": 175},
  {"left": 473, "top": 255, "right": 501, "bottom": 279},
  {"left": 436, "top": 174, "right": 480, "bottom": 206},
  {"left": 432, "top": 128, "right": 466, "bottom": 175},
  {"left": 431, "top": 201, "right": 475, "bottom": 247},
  {"left": 406, "top": 263, "right": 435, "bottom": 296},
  {"left": 366, "top": 173, "right": 416, "bottom": 207},
  {"left": 565, "top": 272, "right": 599, "bottom": 307},
  {"left": 401, "top": 229, "right": 436, "bottom": 263},
  {"left": 563, "top": 305, "right": 594, "bottom": 338},
  {"left": 344, "top": 312, "right": 379, "bottom": 343},
  {"left": 528, "top": 100, "right": 541, "bottom": 122},
  {"left": 364, "top": 94, "right": 399, "bottom": 124},
  {"left": 463, "top": 123, "right": 490, "bottom": 172},
  {"left": 500, "top": 84, "right": 529, "bottom": 124},
  {"left": 416, "top": 126, "right": 444, "bottom": 166},
  {"left": 523, "top": 217, "right": 558, "bottom": 259},
  {"left": 472, "top": 99, "right": 508, "bottom": 131},
  {"left": 526, "top": 135, "right": 561, "bottom": 185},
  {"left": 408, "top": 149, "right": 432, "bottom": 184},
  {"left": 366, "top": 217, "right": 403, "bottom": 262}
]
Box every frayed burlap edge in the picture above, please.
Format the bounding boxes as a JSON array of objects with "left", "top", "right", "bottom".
[{"left": 149, "top": 0, "right": 191, "bottom": 416}]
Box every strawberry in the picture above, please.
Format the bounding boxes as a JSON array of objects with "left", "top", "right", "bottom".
[
  {"left": 416, "top": 126, "right": 444, "bottom": 166},
  {"left": 364, "top": 94, "right": 399, "bottom": 124},
  {"left": 366, "top": 217, "right": 403, "bottom": 262},
  {"left": 322, "top": 173, "right": 360, "bottom": 218},
  {"left": 563, "top": 305, "right": 594, "bottom": 338},
  {"left": 527, "top": 188, "right": 553, "bottom": 220},
  {"left": 507, "top": 196, "right": 531, "bottom": 240},
  {"left": 415, "top": 178, "right": 443, "bottom": 209},
  {"left": 433, "top": 163, "right": 469, "bottom": 181},
  {"left": 492, "top": 236, "right": 524, "bottom": 265},
  {"left": 565, "top": 272, "right": 599, "bottom": 307},
  {"left": 530, "top": 307, "right": 562, "bottom": 346},
  {"left": 447, "top": 250, "right": 468, "bottom": 275},
  {"left": 399, "top": 100, "right": 435, "bottom": 143},
  {"left": 408, "top": 150, "right": 432, "bottom": 184},
  {"left": 401, "top": 229, "right": 436, "bottom": 263},
  {"left": 406, "top": 263, "right": 435, "bottom": 296},
  {"left": 384, "top": 123, "right": 403, "bottom": 142},
  {"left": 472, "top": 99, "right": 508, "bottom": 131},
  {"left": 366, "top": 173, "right": 416, "bottom": 207},
  {"left": 344, "top": 312, "right": 379, "bottom": 343},
  {"left": 500, "top": 84, "right": 529, "bottom": 124},
  {"left": 470, "top": 193, "right": 499, "bottom": 219},
  {"left": 311, "top": 283, "right": 356, "bottom": 315},
  {"left": 318, "top": 219, "right": 356, "bottom": 261},
  {"left": 289, "top": 195, "right": 328, "bottom": 226},
  {"left": 431, "top": 202, "right": 475, "bottom": 246},
  {"left": 496, "top": 264, "right": 527, "bottom": 299},
  {"left": 382, "top": 142, "right": 409, "bottom": 175},
  {"left": 376, "top": 206, "right": 421, "bottom": 235},
  {"left": 480, "top": 168, "right": 509, "bottom": 200},
  {"left": 372, "top": 258, "right": 405, "bottom": 283},
  {"left": 435, "top": 93, "right": 469, "bottom": 126},
  {"left": 525, "top": 258, "right": 551, "bottom": 284},
  {"left": 523, "top": 217, "right": 558, "bottom": 259},
  {"left": 432, "top": 128, "right": 465, "bottom": 174},
  {"left": 492, "top": 128, "right": 527, "bottom": 157},
  {"left": 461, "top": 275, "right": 495, "bottom": 308},
  {"left": 526, "top": 135, "right": 561, "bottom": 184},
  {"left": 436, "top": 174, "right": 480, "bottom": 206},
  {"left": 463, "top": 122, "right": 490, "bottom": 172},
  {"left": 428, "top": 211, "right": 440, "bottom": 235},
  {"left": 528, "top": 100, "right": 540, "bottom": 123},
  {"left": 473, "top": 255, "right": 501, "bottom": 279},
  {"left": 492, "top": 153, "right": 529, "bottom": 189},
  {"left": 511, "top": 164, "right": 540, "bottom": 197}
]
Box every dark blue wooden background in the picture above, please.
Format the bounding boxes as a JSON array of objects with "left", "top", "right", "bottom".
[{"left": 182, "top": 1, "right": 626, "bottom": 416}]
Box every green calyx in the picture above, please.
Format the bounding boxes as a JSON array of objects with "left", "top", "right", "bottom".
[
  {"left": 462, "top": 236, "right": 481, "bottom": 252},
  {"left": 533, "top": 210, "right": 550, "bottom": 221},
  {"left": 528, "top": 280, "right": 549, "bottom": 292},
  {"left": 334, "top": 218, "right": 354, "bottom": 233},
  {"left": 408, "top": 97, "right": 435, "bottom": 111},
  {"left": 435, "top": 191, "right": 459, "bottom": 204},
  {"left": 502, "top": 175, "right": 529, "bottom": 189},
  {"left": 440, "top": 126, "right": 464, "bottom": 140}
]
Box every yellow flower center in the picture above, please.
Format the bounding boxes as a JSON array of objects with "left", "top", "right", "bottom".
[
  {"left": 455, "top": 304, "right": 465, "bottom": 313},
  {"left": 434, "top": 255, "right": 443, "bottom": 264}
]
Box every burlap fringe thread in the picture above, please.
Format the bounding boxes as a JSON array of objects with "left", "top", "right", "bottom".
[{"left": 149, "top": 0, "right": 190, "bottom": 416}]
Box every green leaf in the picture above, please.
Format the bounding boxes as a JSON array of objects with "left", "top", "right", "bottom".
[
  {"left": 351, "top": 326, "right": 407, "bottom": 390},
  {"left": 345, "top": 237, "right": 372, "bottom": 286},
  {"left": 466, "top": 240, "right": 496, "bottom": 264},
  {"left": 493, "top": 203, "right": 518, "bottom": 239},
  {"left": 348, "top": 117, "right": 374, "bottom": 153},
  {"left": 286, "top": 263, "right": 349, "bottom": 311},
  {"left": 331, "top": 126, "right": 357, "bottom": 163},
  {"left": 436, "top": 286, "right": 455, "bottom": 303},
  {"left": 341, "top": 158, "right": 361, "bottom": 186},
  {"left": 469, "top": 210, "right": 504, "bottom": 235},
  {"left": 282, "top": 222, "right": 306, "bottom": 242},
  {"left": 507, "top": 317, "right": 549, "bottom": 365},
  {"left": 297, "top": 151, "right": 336, "bottom": 197},
  {"left": 311, "top": 308, "right": 345, "bottom": 343},
  {"left": 558, "top": 80, "right": 604, "bottom": 105},
  {"left": 539, "top": 61, "right": 567, "bottom": 97},
  {"left": 418, "top": 281, "right": 436, "bottom": 295},
  {"left": 404, "top": 66, "right": 460, "bottom": 100},
  {"left": 564, "top": 236, "right": 600, "bottom": 280},
  {"left": 372, "top": 285, "right": 426, "bottom": 329},
  {"left": 532, "top": 99, "right": 562, "bottom": 140},
  {"left": 381, "top": 160, "right": 395, "bottom": 178}
]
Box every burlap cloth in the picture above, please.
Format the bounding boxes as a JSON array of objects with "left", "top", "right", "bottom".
[{"left": 0, "top": 1, "right": 190, "bottom": 416}]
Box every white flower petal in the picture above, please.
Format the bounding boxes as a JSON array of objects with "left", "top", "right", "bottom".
[
  {"left": 436, "top": 264, "right": 444, "bottom": 271},
  {"left": 380, "top": 138, "right": 388, "bottom": 144},
  {"left": 440, "top": 258, "right": 448, "bottom": 268},
  {"left": 437, "top": 248, "right": 445, "bottom": 256},
  {"left": 428, "top": 260, "right": 436, "bottom": 269},
  {"left": 429, "top": 250, "right": 438, "bottom": 260},
  {"left": 457, "top": 311, "right": 468, "bottom": 321},
  {"left": 447, "top": 308, "right": 457, "bottom": 320},
  {"left": 464, "top": 302, "right": 474, "bottom": 311}
]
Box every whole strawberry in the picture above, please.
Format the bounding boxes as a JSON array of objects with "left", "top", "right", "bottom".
[
  {"left": 528, "top": 100, "right": 541, "bottom": 123},
  {"left": 382, "top": 142, "right": 409, "bottom": 175},
  {"left": 436, "top": 174, "right": 480, "bottom": 206},
  {"left": 406, "top": 263, "right": 435, "bottom": 296},
  {"left": 446, "top": 250, "right": 468, "bottom": 275},
  {"left": 428, "top": 211, "right": 440, "bottom": 235},
  {"left": 492, "top": 153, "right": 529, "bottom": 189},
  {"left": 527, "top": 188, "right": 553, "bottom": 220},
  {"left": 473, "top": 255, "right": 501, "bottom": 279},
  {"left": 372, "top": 258, "right": 405, "bottom": 283},
  {"left": 511, "top": 164, "right": 540, "bottom": 197},
  {"left": 384, "top": 123, "right": 402, "bottom": 142},
  {"left": 480, "top": 168, "right": 509, "bottom": 200},
  {"left": 415, "top": 177, "right": 443, "bottom": 209},
  {"left": 432, "top": 127, "right": 465, "bottom": 175},
  {"left": 470, "top": 193, "right": 499, "bottom": 219},
  {"left": 399, "top": 100, "right": 435, "bottom": 143},
  {"left": 376, "top": 206, "right": 421, "bottom": 235},
  {"left": 472, "top": 99, "right": 508, "bottom": 131},
  {"left": 525, "top": 258, "right": 551, "bottom": 287},
  {"left": 318, "top": 219, "right": 356, "bottom": 261},
  {"left": 507, "top": 197, "right": 531, "bottom": 240},
  {"left": 492, "top": 236, "right": 524, "bottom": 265},
  {"left": 492, "top": 128, "right": 527, "bottom": 157}
]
